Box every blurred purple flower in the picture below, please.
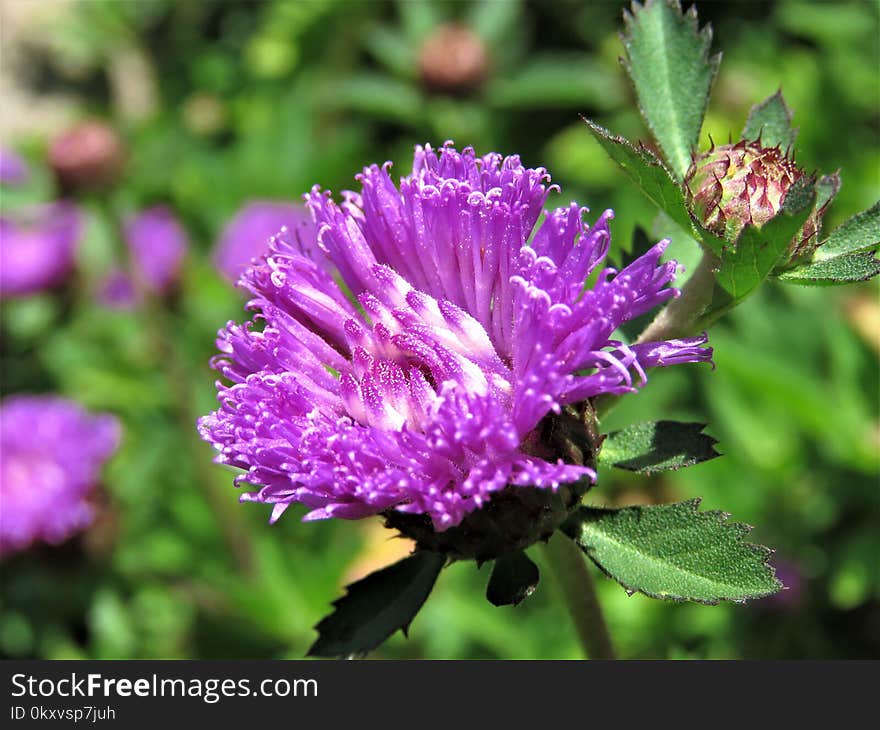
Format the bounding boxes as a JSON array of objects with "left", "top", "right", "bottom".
[
  {"left": 123, "top": 206, "right": 188, "bottom": 294},
  {"left": 199, "top": 143, "right": 713, "bottom": 535},
  {"left": 97, "top": 268, "right": 139, "bottom": 310},
  {"left": 0, "top": 202, "right": 81, "bottom": 298},
  {"left": 0, "top": 148, "right": 29, "bottom": 186},
  {"left": 0, "top": 396, "right": 120, "bottom": 557},
  {"left": 214, "top": 201, "right": 307, "bottom": 283}
]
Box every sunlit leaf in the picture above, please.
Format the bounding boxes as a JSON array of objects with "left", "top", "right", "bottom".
[{"left": 561, "top": 501, "right": 781, "bottom": 603}]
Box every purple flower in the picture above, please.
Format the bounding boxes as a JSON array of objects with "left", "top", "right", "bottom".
[
  {"left": 0, "top": 148, "right": 29, "bottom": 186},
  {"left": 0, "top": 202, "right": 81, "bottom": 298},
  {"left": 213, "top": 201, "right": 308, "bottom": 283},
  {"left": 199, "top": 144, "right": 712, "bottom": 538},
  {"left": 124, "top": 206, "right": 188, "bottom": 294},
  {"left": 97, "top": 268, "right": 139, "bottom": 310},
  {"left": 0, "top": 396, "right": 120, "bottom": 557}
]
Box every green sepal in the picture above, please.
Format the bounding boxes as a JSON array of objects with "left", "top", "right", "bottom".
[
  {"left": 814, "top": 173, "right": 841, "bottom": 217},
  {"left": 560, "top": 501, "right": 781, "bottom": 604},
  {"left": 486, "top": 550, "right": 540, "bottom": 607},
  {"left": 814, "top": 200, "right": 880, "bottom": 261},
  {"left": 742, "top": 90, "right": 797, "bottom": 150},
  {"left": 777, "top": 200, "right": 879, "bottom": 285},
  {"left": 714, "top": 176, "right": 816, "bottom": 301},
  {"left": 307, "top": 550, "right": 445, "bottom": 658}
]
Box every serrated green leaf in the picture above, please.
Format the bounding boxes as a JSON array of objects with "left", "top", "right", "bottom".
[
  {"left": 307, "top": 551, "right": 445, "bottom": 658},
  {"left": 560, "top": 501, "right": 781, "bottom": 603},
  {"left": 599, "top": 421, "right": 720, "bottom": 474},
  {"left": 715, "top": 176, "right": 816, "bottom": 301},
  {"left": 486, "top": 550, "right": 540, "bottom": 607},
  {"left": 583, "top": 119, "right": 695, "bottom": 236},
  {"left": 777, "top": 250, "right": 880, "bottom": 286},
  {"left": 621, "top": 0, "right": 720, "bottom": 180},
  {"left": 814, "top": 200, "right": 880, "bottom": 261},
  {"left": 742, "top": 90, "right": 797, "bottom": 150}
]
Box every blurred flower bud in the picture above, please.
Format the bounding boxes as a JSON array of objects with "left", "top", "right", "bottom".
[
  {"left": 418, "top": 24, "right": 488, "bottom": 94},
  {"left": 48, "top": 120, "right": 125, "bottom": 192},
  {"left": 685, "top": 140, "right": 826, "bottom": 258}
]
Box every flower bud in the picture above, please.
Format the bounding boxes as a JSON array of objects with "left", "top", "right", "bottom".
[
  {"left": 48, "top": 120, "right": 125, "bottom": 193},
  {"left": 418, "top": 24, "right": 488, "bottom": 94},
  {"left": 685, "top": 140, "right": 824, "bottom": 258}
]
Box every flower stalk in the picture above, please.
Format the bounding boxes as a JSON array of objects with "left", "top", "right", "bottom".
[
  {"left": 542, "top": 534, "right": 616, "bottom": 660},
  {"left": 636, "top": 251, "right": 720, "bottom": 344}
]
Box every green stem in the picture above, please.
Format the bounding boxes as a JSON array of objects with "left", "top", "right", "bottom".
[
  {"left": 595, "top": 251, "right": 720, "bottom": 420},
  {"left": 147, "top": 299, "right": 255, "bottom": 574},
  {"left": 541, "top": 534, "right": 616, "bottom": 660},
  {"left": 635, "top": 251, "right": 719, "bottom": 345},
  {"left": 101, "top": 197, "right": 254, "bottom": 573}
]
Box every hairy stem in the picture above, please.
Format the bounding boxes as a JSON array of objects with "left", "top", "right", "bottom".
[
  {"left": 635, "top": 251, "right": 719, "bottom": 344},
  {"left": 541, "top": 534, "right": 616, "bottom": 660},
  {"left": 595, "top": 252, "right": 719, "bottom": 419}
]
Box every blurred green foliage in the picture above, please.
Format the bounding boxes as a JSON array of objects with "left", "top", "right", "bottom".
[{"left": 1, "top": 0, "right": 878, "bottom": 659}]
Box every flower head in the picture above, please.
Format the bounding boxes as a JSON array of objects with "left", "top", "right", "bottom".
[
  {"left": 686, "top": 139, "right": 826, "bottom": 258},
  {"left": 214, "top": 201, "right": 308, "bottom": 283},
  {"left": 0, "top": 202, "right": 81, "bottom": 298},
  {"left": 199, "top": 144, "right": 712, "bottom": 558},
  {"left": 123, "top": 206, "right": 188, "bottom": 294},
  {"left": 0, "top": 396, "right": 120, "bottom": 557}
]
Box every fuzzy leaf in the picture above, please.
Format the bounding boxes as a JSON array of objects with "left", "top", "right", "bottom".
[
  {"left": 599, "top": 421, "right": 720, "bottom": 474},
  {"left": 486, "top": 550, "right": 540, "bottom": 607},
  {"left": 621, "top": 0, "right": 720, "bottom": 180},
  {"left": 777, "top": 250, "right": 880, "bottom": 286},
  {"left": 561, "top": 501, "right": 781, "bottom": 603},
  {"left": 814, "top": 200, "right": 880, "bottom": 261},
  {"left": 308, "top": 551, "right": 445, "bottom": 658},
  {"left": 584, "top": 119, "right": 695, "bottom": 236},
  {"left": 714, "top": 176, "right": 816, "bottom": 301},
  {"left": 742, "top": 91, "right": 797, "bottom": 150}
]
